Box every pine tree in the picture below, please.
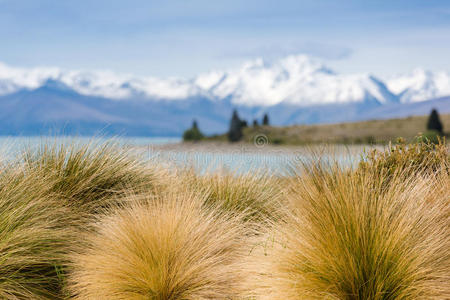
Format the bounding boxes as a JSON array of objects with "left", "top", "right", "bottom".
[
  {"left": 228, "top": 109, "right": 243, "bottom": 142},
  {"left": 183, "top": 119, "right": 204, "bottom": 141},
  {"left": 426, "top": 109, "right": 443, "bottom": 134},
  {"left": 262, "top": 113, "right": 269, "bottom": 126}
]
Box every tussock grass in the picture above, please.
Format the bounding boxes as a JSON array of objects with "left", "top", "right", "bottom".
[
  {"left": 20, "top": 141, "right": 168, "bottom": 213},
  {"left": 1, "top": 139, "right": 449, "bottom": 299},
  {"left": 0, "top": 141, "right": 171, "bottom": 299},
  {"left": 259, "top": 164, "right": 450, "bottom": 299},
  {"left": 67, "top": 192, "right": 254, "bottom": 299},
  {"left": 359, "top": 139, "right": 449, "bottom": 189},
  {"left": 180, "top": 170, "right": 284, "bottom": 224},
  {"left": 0, "top": 168, "right": 76, "bottom": 299}
]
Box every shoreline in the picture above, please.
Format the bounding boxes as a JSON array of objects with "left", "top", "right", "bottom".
[{"left": 133, "top": 141, "right": 384, "bottom": 158}]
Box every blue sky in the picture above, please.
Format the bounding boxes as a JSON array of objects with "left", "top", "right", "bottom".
[{"left": 1, "top": 0, "right": 450, "bottom": 78}]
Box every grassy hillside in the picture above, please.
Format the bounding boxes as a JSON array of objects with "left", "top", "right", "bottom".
[{"left": 207, "top": 114, "right": 450, "bottom": 144}]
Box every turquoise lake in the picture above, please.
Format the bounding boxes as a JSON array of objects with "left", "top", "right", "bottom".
[{"left": 0, "top": 136, "right": 370, "bottom": 175}]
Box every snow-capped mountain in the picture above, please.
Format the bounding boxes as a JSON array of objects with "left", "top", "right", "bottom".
[
  {"left": 0, "top": 54, "right": 449, "bottom": 136},
  {"left": 2, "top": 54, "right": 449, "bottom": 107},
  {"left": 387, "top": 69, "right": 450, "bottom": 103},
  {"left": 196, "top": 55, "right": 400, "bottom": 106},
  {"left": 0, "top": 61, "right": 200, "bottom": 100},
  {"left": 0, "top": 55, "right": 399, "bottom": 106}
]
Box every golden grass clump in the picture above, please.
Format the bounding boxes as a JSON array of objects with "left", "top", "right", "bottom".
[
  {"left": 68, "top": 192, "right": 254, "bottom": 299},
  {"left": 181, "top": 170, "right": 283, "bottom": 223},
  {"left": 0, "top": 168, "right": 76, "bottom": 299},
  {"left": 21, "top": 142, "right": 168, "bottom": 213},
  {"left": 259, "top": 164, "right": 450, "bottom": 299},
  {"left": 359, "top": 138, "right": 449, "bottom": 187}
]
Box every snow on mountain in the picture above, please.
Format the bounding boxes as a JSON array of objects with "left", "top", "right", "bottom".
[
  {"left": 0, "top": 62, "right": 60, "bottom": 95},
  {"left": 198, "top": 55, "right": 398, "bottom": 106},
  {"left": 0, "top": 62, "right": 199, "bottom": 100},
  {"left": 387, "top": 68, "right": 450, "bottom": 103},
  {"left": 58, "top": 71, "right": 201, "bottom": 100},
  {"left": 1, "top": 55, "right": 450, "bottom": 107}
]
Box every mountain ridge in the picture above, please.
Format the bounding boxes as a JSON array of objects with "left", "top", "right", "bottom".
[
  {"left": 0, "top": 55, "right": 449, "bottom": 136},
  {"left": 3, "top": 54, "right": 447, "bottom": 105}
]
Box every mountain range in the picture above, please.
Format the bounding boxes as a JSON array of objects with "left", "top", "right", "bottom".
[{"left": 0, "top": 55, "right": 449, "bottom": 136}]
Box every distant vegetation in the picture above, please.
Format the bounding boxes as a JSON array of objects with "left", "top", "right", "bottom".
[
  {"left": 205, "top": 110, "right": 449, "bottom": 145},
  {"left": 228, "top": 110, "right": 270, "bottom": 143},
  {"left": 262, "top": 113, "right": 269, "bottom": 126},
  {"left": 228, "top": 109, "right": 243, "bottom": 142},
  {"left": 0, "top": 140, "right": 448, "bottom": 299},
  {"left": 182, "top": 120, "right": 204, "bottom": 142}
]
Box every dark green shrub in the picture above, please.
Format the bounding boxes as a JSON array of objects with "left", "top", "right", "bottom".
[
  {"left": 228, "top": 110, "right": 243, "bottom": 142},
  {"left": 426, "top": 109, "right": 443, "bottom": 134},
  {"left": 272, "top": 138, "right": 284, "bottom": 145},
  {"left": 262, "top": 113, "right": 270, "bottom": 126},
  {"left": 183, "top": 120, "right": 204, "bottom": 142}
]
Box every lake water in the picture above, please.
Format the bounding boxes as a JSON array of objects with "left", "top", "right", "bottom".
[{"left": 0, "top": 136, "right": 368, "bottom": 175}]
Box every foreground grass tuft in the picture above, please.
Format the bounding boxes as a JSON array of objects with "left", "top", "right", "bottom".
[
  {"left": 21, "top": 141, "right": 167, "bottom": 213},
  {"left": 259, "top": 164, "right": 449, "bottom": 299},
  {"left": 0, "top": 169, "right": 76, "bottom": 299},
  {"left": 68, "top": 192, "right": 254, "bottom": 299},
  {"left": 359, "top": 138, "right": 449, "bottom": 186},
  {"left": 1, "top": 139, "right": 449, "bottom": 299},
  {"left": 181, "top": 170, "right": 284, "bottom": 224}
]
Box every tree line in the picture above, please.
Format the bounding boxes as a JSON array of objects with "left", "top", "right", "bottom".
[
  {"left": 183, "top": 110, "right": 270, "bottom": 142},
  {"left": 183, "top": 108, "right": 445, "bottom": 143}
]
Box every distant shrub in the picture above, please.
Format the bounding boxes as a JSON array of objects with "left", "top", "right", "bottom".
[
  {"left": 228, "top": 110, "right": 243, "bottom": 142},
  {"left": 183, "top": 120, "right": 204, "bottom": 142},
  {"left": 262, "top": 113, "right": 270, "bottom": 126},
  {"left": 426, "top": 108, "right": 443, "bottom": 134},
  {"left": 272, "top": 137, "right": 284, "bottom": 145},
  {"left": 183, "top": 128, "right": 204, "bottom": 141}
]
